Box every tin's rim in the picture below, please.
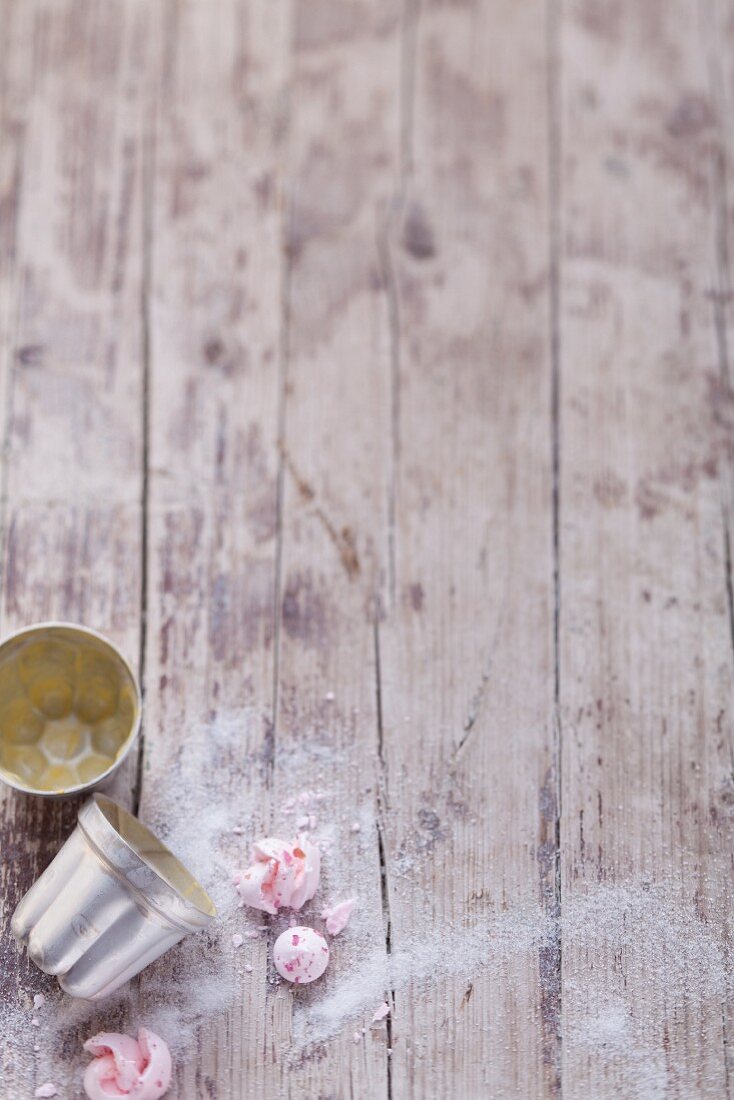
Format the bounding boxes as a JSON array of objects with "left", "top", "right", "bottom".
[
  {"left": 82, "top": 795, "right": 216, "bottom": 925},
  {"left": 0, "top": 621, "right": 142, "bottom": 798}
]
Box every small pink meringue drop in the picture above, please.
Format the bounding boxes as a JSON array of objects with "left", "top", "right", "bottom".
[
  {"left": 273, "top": 926, "right": 330, "bottom": 984},
  {"left": 83, "top": 1028, "right": 172, "bottom": 1100},
  {"left": 236, "top": 835, "right": 320, "bottom": 915}
]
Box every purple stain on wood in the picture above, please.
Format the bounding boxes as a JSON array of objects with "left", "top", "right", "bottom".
[
  {"left": 577, "top": 0, "right": 623, "bottom": 42},
  {"left": 416, "top": 807, "right": 445, "bottom": 851},
  {"left": 204, "top": 337, "right": 226, "bottom": 365},
  {"left": 666, "top": 93, "right": 713, "bottom": 140},
  {"left": 592, "top": 472, "right": 626, "bottom": 508},
  {"left": 402, "top": 202, "right": 436, "bottom": 260},
  {"left": 407, "top": 582, "right": 425, "bottom": 611},
  {"left": 16, "top": 344, "right": 44, "bottom": 366},
  {"left": 282, "top": 570, "right": 329, "bottom": 648},
  {"left": 294, "top": 0, "right": 371, "bottom": 50}
]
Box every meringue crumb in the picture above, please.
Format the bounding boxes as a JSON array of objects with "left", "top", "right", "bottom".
[
  {"left": 325, "top": 692, "right": 335, "bottom": 702},
  {"left": 32, "top": 994, "right": 45, "bottom": 1010},
  {"left": 245, "top": 930, "right": 259, "bottom": 939},
  {"left": 245, "top": 964, "right": 253, "bottom": 974},
  {"left": 33, "top": 1044, "right": 40, "bottom": 1052},
  {"left": 353, "top": 1031, "right": 361, "bottom": 1044},
  {"left": 34, "top": 1085, "right": 58, "bottom": 1099},
  {"left": 322, "top": 898, "right": 356, "bottom": 936},
  {"left": 31, "top": 1016, "right": 40, "bottom": 1027},
  {"left": 371, "top": 1002, "right": 390, "bottom": 1024},
  {"left": 232, "top": 934, "right": 244, "bottom": 948},
  {"left": 349, "top": 822, "right": 361, "bottom": 833},
  {"left": 231, "top": 826, "right": 245, "bottom": 835}
]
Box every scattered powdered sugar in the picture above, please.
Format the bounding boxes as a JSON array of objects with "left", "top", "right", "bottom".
[
  {"left": 561, "top": 882, "right": 731, "bottom": 1098},
  {"left": 291, "top": 875, "right": 733, "bottom": 1093},
  {"left": 3, "top": 703, "right": 733, "bottom": 1099},
  {"left": 567, "top": 995, "right": 670, "bottom": 1100},
  {"left": 143, "top": 707, "right": 264, "bottom": 919},
  {"left": 562, "top": 883, "right": 729, "bottom": 1005},
  {"left": 293, "top": 906, "right": 548, "bottom": 1046}
]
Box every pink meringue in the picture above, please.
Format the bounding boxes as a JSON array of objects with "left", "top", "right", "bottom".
[
  {"left": 83, "top": 1028, "right": 172, "bottom": 1100},
  {"left": 236, "top": 836, "right": 320, "bottom": 915},
  {"left": 321, "top": 898, "right": 356, "bottom": 935},
  {"left": 273, "top": 925, "right": 330, "bottom": 984}
]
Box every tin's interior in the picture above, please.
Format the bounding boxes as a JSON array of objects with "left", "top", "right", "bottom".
[
  {"left": 0, "top": 626, "right": 139, "bottom": 794},
  {"left": 96, "top": 795, "right": 216, "bottom": 917}
]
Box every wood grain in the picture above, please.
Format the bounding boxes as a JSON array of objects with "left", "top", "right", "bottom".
[
  {"left": 379, "top": 1, "right": 558, "bottom": 1096},
  {"left": 559, "top": 1, "right": 734, "bottom": 1096},
  {"left": 138, "top": 2, "right": 289, "bottom": 1096},
  {"left": 270, "top": 1, "right": 398, "bottom": 1095},
  {"left": 0, "top": 1, "right": 147, "bottom": 1093},
  {"left": 1, "top": 0, "right": 734, "bottom": 1097}
]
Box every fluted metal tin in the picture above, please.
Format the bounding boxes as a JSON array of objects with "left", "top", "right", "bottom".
[
  {"left": 0, "top": 622, "right": 142, "bottom": 798},
  {"left": 12, "top": 795, "right": 216, "bottom": 999}
]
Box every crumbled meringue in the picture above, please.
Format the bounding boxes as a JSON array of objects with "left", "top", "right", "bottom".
[
  {"left": 235, "top": 836, "right": 320, "bottom": 915},
  {"left": 83, "top": 1028, "right": 171, "bottom": 1100},
  {"left": 321, "top": 898, "right": 356, "bottom": 935}
]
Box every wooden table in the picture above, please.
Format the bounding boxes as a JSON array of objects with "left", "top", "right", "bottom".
[{"left": 1, "top": 1, "right": 733, "bottom": 1097}]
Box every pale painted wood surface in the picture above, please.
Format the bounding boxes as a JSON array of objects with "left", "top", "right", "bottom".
[{"left": 1, "top": 1, "right": 734, "bottom": 1098}]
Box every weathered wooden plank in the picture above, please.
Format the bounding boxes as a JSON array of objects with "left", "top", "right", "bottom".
[
  {"left": 138, "top": 2, "right": 289, "bottom": 1096},
  {"left": 268, "top": 1, "right": 398, "bottom": 1095},
  {"left": 0, "top": 0, "right": 148, "bottom": 1095},
  {"left": 378, "top": 1, "right": 557, "bottom": 1097},
  {"left": 559, "top": 1, "right": 734, "bottom": 1096}
]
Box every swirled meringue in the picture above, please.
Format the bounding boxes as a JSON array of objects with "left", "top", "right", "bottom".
[
  {"left": 83, "top": 1028, "right": 172, "bottom": 1100},
  {"left": 236, "top": 835, "right": 320, "bottom": 915}
]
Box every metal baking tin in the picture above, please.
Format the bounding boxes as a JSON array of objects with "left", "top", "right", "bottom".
[
  {"left": 0, "top": 621, "right": 142, "bottom": 798},
  {"left": 12, "top": 795, "right": 216, "bottom": 999}
]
